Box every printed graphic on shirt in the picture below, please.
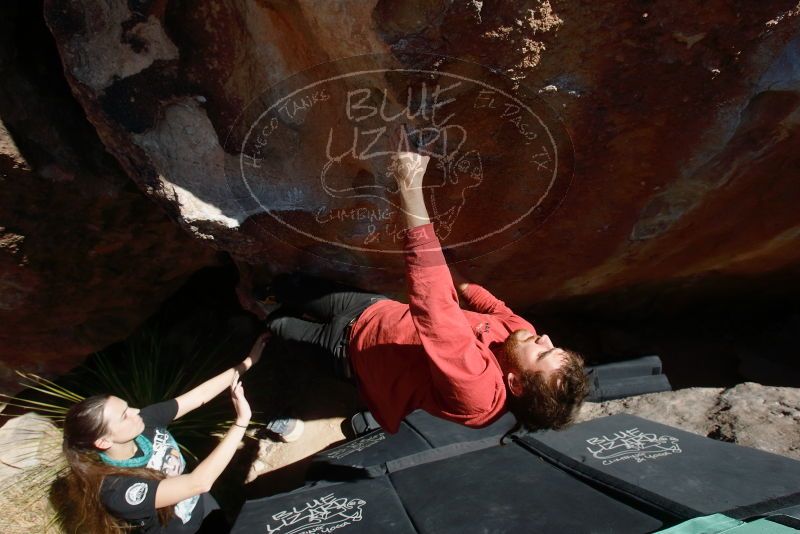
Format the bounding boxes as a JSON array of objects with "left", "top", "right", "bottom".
[
  {"left": 585, "top": 427, "right": 682, "bottom": 466},
  {"left": 148, "top": 428, "right": 199, "bottom": 524},
  {"left": 125, "top": 482, "right": 148, "bottom": 505},
  {"left": 265, "top": 493, "right": 366, "bottom": 534}
]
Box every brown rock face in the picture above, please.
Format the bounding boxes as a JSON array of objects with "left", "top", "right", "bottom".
[
  {"left": 39, "top": 1, "right": 800, "bottom": 309},
  {"left": 0, "top": 1, "right": 215, "bottom": 394}
]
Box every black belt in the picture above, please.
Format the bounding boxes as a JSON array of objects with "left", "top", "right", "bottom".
[
  {"left": 338, "top": 315, "right": 361, "bottom": 380},
  {"left": 343, "top": 314, "right": 359, "bottom": 344},
  {"left": 337, "top": 296, "right": 386, "bottom": 381}
]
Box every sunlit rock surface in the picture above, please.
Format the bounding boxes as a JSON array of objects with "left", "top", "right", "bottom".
[{"left": 41, "top": 0, "right": 800, "bottom": 307}]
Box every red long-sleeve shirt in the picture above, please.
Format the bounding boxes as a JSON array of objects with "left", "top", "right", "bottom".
[{"left": 348, "top": 223, "right": 536, "bottom": 434}]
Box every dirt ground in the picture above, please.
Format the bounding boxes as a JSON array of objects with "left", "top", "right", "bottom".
[{"left": 210, "top": 338, "right": 365, "bottom": 515}]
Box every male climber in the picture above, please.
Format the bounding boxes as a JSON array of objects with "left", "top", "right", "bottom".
[{"left": 264, "top": 127, "right": 588, "bottom": 434}]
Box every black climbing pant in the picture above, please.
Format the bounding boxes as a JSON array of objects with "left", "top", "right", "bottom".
[{"left": 266, "top": 273, "right": 387, "bottom": 380}]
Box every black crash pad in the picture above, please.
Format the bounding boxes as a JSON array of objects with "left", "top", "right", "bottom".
[
  {"left": 307, "top": 410, "right": 516, "bottom": 482},
  {"left": 306, "top": 421, "right": 430, "bottom": 481},
  {"left": 231, "top": 477, "right": 417, "bottom": 534},
  {"left": 517, "top": 413, "right": 800, "bottom": 520},
  {"left": 389, "top": 440, "right": 664, "bottom": 533},
  {"left": 587, "top": 355, "right": 663, "bottom": 380},
  {"left": 586, "top": 373, "right": 672, "bottom": 402},
  {"left": 235, "top": 437, "right": 663, "bottom": 534},
  {"left": 403, "top": 409, "right": 517, "bottom": 448},
  {"left": 586, "top": 355, "right": 672, "bottom": 402}
]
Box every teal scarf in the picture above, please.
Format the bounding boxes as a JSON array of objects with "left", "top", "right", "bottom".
[{"left": 99, "top": 434, "right": 153, "bottom": 468}]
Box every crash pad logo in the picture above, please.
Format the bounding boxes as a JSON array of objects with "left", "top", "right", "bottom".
[
  {"left": 585, "top": 427, "right": 682, "bottom": 466},
  {"left": 325, "top": 432, "right": 387, "bottom": 460},
  {"left": 265, "top": 493, "right": 365, "bottom": 534},
  {"left": 226, "top": 53, "right": 573, "bottom": 263}
]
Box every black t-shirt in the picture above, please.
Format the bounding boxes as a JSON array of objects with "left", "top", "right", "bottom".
[{"left": 99, "top": 399, "right": 209, "bottom": 533}]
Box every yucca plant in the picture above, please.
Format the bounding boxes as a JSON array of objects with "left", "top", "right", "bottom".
[
  {"left": 78, "top": 326, "right": 245, "bottom": 462},
  {"left": 1, "top": 324, "right": 256, "bottom": 462}
]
